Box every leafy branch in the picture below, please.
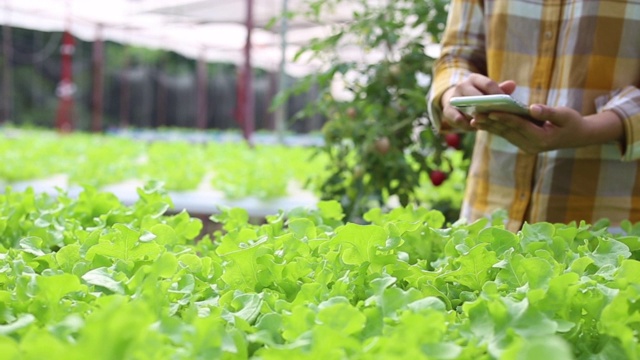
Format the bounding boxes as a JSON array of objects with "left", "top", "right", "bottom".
[{"left": 278, "top": 0, "right": 466, "bottom": 221}]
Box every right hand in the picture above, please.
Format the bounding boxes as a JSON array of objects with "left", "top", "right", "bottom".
[{"left": 440, "top": 74, "right": 516, "bottom": 132}]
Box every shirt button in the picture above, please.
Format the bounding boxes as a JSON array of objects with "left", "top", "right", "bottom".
[
  {"left": 519, "top": 193, "right": 526, "bottom": 200},
  {"left": 544, "top": 31, "right": 553, "bottom": 39}
]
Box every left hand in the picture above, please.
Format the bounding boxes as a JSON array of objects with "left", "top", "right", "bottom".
[{"left": 471, "top": 105, "right": 612, "bottom": 154}]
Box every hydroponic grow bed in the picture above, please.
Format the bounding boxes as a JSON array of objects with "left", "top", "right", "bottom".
[{"left": 0, "top": 128, "right": 324, "bottom": 218}]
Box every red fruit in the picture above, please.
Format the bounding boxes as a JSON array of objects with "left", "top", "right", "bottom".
[
  {"left": 429, "top": 170, "right": 447, "bottom": 186},
  {"left": 374, "top": 137, "right": 391, "bottom": 155},
  {"left": 445, "top": 133, "right": 461, "bottom": 149},
  {"left": 346, "top": 107, "right": 357, "bottom": 119}
]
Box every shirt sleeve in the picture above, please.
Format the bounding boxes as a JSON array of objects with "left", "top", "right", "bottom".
[
  {"left": 426, "top": 0, "right": 488, "bottom": 132},
  {"left": 595, "top": 86, "right": 640, "bottom": 161}
]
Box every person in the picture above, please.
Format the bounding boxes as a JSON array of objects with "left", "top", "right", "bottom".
[{"left": 427, "top": 0, "right": 640, "bottom": 232}]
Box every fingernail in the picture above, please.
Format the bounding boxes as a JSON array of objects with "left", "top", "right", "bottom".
[{"left": 530, "top": 105, "right": 542, "bottom": 116}]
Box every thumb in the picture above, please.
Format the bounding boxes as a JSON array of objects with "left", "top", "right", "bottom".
[
  {"left": 498, "top": 80, "right": 516, "bottom": 95},
  {"left": 529, "top": 104, "right": 568, "bottom": 126}
]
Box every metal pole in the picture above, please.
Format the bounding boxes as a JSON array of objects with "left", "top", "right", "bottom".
[
  {"left": 156, "top": 55, "right": 167, "bottom": 127},
  {"left": 119, "top": 48, "right": 131, "bottom": 128},
  {"left": 1, "top": 23, "right": 12, "bottom": 123},
  {"left": 55, "top": 0, "right": 74, "bottom": 132},
  {"left": 196, "top": 50, "right": 208, "bottom": 129},
  {"left": 274, "top": 0, "right": 289, "bottom": 142},
  {"left": 243, "top": 0, "right": 255, "bottom": 144},
  {"left": 55, "top": 30, "right": 75, "bottom": 132},
  {"left": 91, "top": 24, "right": 104, "bottom": 132}
]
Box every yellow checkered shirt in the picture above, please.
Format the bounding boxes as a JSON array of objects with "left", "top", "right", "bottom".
[{"left": 428, "top": 0, "right": 640, "bottom": 231}]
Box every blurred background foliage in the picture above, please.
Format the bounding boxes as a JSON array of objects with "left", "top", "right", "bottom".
[
  {"left": 0, "top": 0, "right": 473, "bottom": 224},
  {"left": 279, "top": 0, "right": 471, "bottom": 222}
]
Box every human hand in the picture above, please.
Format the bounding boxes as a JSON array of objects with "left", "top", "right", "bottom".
[
  {"left": 471, "top": 104, "right": 624, "bottom": 153},
  {"left": 440, "top": 74, "right": 516, "bottom": 131}
]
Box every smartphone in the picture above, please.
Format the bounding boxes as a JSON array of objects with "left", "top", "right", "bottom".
[{"left": 450, "top": 94, "right": 542, "bottom": 125}]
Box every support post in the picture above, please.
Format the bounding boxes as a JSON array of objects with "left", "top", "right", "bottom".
[
  {"left": 196, "top": 51, "right": 208, "bottom": 129},
  {"left": 274, "top": 0, "right": 289, "bottom": 142},
  {"left": 156, "top": 55, "right": 167, "bottom": 127},
  {"left": 239, "top": 0, "right": 255, "bottom": 144},
  {"left": 91, "top": 25, "right": 104, "bottom": 132},
  {"left": 1, "top": 23, "right": 12, "bottom": 123},
  {"left": 119, "top": 48, "right": 131, "bottom": 128},
  {"left": 55, "top": 30, "right": 75, "bottom": 132}
]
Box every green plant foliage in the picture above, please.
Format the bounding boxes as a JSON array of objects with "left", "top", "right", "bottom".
[
  {"left": 144, "top": 141, "right": 208, "bottom": 191},
  {"left": 206, "top": 142, "right": 329, "bottom": 199},
  {"left": 0, "top": 128, "right": 330, "bottom": 199},
  {"left": 276, "top": 0, "right": 465, "bottom": 221},
  {"left": 1, "top": 186, "right": 640, "bottom": 359}
]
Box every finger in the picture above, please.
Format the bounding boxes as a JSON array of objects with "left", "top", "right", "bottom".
[
  {"left": 498, "top": 80, "right": 516, "bottom": 95},
  {"left": 447, "top": 116, "right": 475, "bottom": 131},
  {"left": 476, "top": 112, "right": 538, "bottom": 140},
  {"left": 474, "top": 112, "right": 520, "bottom": 128},
  {"left": 496, "top": 113, "right": 551, "bottom": 152},
  {"left": 454, "top": 82, "right": 485, "bottom": 97},
  {"left": 443, "top": 107, "right": 474, "bottom": 131},
  {"left": 529, "top": 104, "right": 568, "bottom": 126},
  {"left": 471, "top": 113, "right": 509, "bottom": 133},
  {"left": 468, "top": 74, "right": 504, "bottom": 95},
  {"left": 479, "top": 120, "right": 538, "bottom": 152},
  {"left": 470, "top": 113, "right": 490, "bottom": 128},
  {"left": 481, "top": 122, "right": 510, "bottom": 135},
  {"left": 475, "top": 112, "right": 548, "bottom": 153}
]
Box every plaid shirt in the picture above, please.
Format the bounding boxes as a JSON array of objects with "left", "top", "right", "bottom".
[{"left": 428, "top": 0, "right": 640, "bottom": 231}]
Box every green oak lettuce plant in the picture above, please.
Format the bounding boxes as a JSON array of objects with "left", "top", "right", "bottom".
[{"left": 1, "top": 185, "right": 640, "bottom": 358}]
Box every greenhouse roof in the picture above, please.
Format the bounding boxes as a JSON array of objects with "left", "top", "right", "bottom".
[{"left": 0, "top": 0, "right": 434, "bottom": 76}]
